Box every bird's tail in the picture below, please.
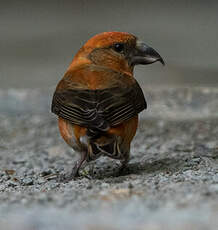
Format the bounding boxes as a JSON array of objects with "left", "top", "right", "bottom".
[
  {"left": 86, "top": 128, "right": 103, "bottom": 139},
  {"left": 80, "top": 127, "right": 119, "bottom": 161},
  {"left": 80, "top": 130, "right": 123, "bottom": 162},
  {"left": 79, "top": 131, "right": 105, "bottom": 161}
]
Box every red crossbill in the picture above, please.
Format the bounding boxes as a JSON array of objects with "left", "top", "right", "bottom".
[{"left": 51, "top": 32, "right": 164, "bottom": 180}]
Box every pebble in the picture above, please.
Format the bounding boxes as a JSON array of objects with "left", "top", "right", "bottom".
[
  {"left": 13, "top": 157, "right": 27, "bottom": 164},
  {"left": 40, "top": 169, "right": 54, "bottom": 177},
  {"left": 101, "top": 183, "right": 109, "bottom": 188},
  {"left": 6, "top": 180, "right": 18, "bottom": 187},
  {"left": 37, "top": 177, "right": 46, "bottom": 185},
  {"left": 0, "top": 185, "right": 6, "bottom": 191},
  {"left": 86, "top": 184, "right": 92, "bottom": 189},
  {"left": 22, "top": 178, "right": 34, "bottom": 186}
]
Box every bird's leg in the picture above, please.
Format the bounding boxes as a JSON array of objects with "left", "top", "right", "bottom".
[
  {"left": 70, "top": 151, "right": 87, "bottom": 178},
  {"left": 119, "top": 153, "right": 130, "bottom": 173},
  {"left": 58, "top": 152, "right": 87, "bottom": 182}
]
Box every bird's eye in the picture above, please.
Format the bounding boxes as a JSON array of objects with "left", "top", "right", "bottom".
[{"left": 113, "top": 43, "right": 124, "bottom": 53}]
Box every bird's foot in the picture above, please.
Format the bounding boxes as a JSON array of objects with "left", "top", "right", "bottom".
[
  {"left": 57, "top": 169, "right": 91, "bottom": 182},
  {"left": 57, "top": 171, "right": 79, "bottom": 183},
  {"left": 79, "top": 169, "right": 92, "bottom": 179},
  {"left": 57, "top": 156, "right": 89, "bottom": 183},
  {"left": 118, "top": 162, "right": 129, "bottom": 175},
  {"left": 57, "top": 162, "right": 80, "bottom": 183}
]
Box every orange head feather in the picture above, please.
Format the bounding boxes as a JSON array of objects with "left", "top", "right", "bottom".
[
  {"left": 83, "top": 32, "right": 136, "bottom": 50},
  {"left": 68, "top": 31, "right": 164, "bottom": 74}
]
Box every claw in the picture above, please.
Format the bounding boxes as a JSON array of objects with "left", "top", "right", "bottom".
[{"left": 57, "top": 152, "right": 87, "bottom": 183}]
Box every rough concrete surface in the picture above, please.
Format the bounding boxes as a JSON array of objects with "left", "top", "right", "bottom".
[{"left": 0, "top": 87, "right": 218, "bottom": 230}]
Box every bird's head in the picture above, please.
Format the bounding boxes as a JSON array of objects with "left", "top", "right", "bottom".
[{"left": 71, "top": 32, "right": 164, "bottom": 74}]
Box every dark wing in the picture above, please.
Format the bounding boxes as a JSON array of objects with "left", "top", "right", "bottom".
[
  {"left": 97, "top": 82, "right": 146, "bottom": 126},
  {"left": 51, "top": 82, "right": 146, "bottom": 130},
  {"left": 52, "top": 88, "right": 109, "bottom": 131}
]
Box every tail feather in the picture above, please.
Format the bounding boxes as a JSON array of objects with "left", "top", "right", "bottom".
[
  {"left": 81, "top": 128, "right": 124, "bottom": 161},
  {"left": 86, "top": 128, "right": 102, "bottom": 139}
]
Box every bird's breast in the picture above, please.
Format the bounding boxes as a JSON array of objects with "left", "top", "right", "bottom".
[{"left": 61, "top": 64, "right": 136, "bottom": 90}]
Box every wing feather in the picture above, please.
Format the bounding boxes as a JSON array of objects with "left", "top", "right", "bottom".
[{"left": 52, "top": 80, "right": 146, "bottom": 131}]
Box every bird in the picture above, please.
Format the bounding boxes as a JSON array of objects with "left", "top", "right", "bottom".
[{"left": 51, "top": 31, "right": 164, "bottom": 180}]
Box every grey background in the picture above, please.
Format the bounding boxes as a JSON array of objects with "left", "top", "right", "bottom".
[{"left": 1, "top": 0, "right": 218, "bottom": 89}]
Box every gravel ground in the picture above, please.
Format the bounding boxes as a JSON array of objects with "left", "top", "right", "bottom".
[{"left": 0, "top": 87, "right": 218, "bottom": 230}]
